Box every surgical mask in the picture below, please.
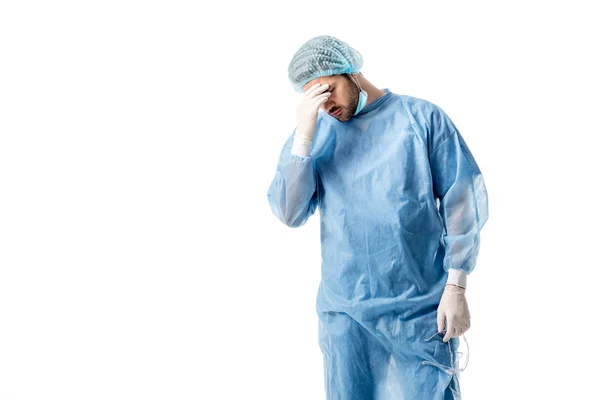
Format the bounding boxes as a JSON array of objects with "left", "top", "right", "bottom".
[
  {"left": 354, "top": 89, "right": 368, "bottom": 115},
  {"left": 420, "top": 330, "right": 470, "bottom": 375},
  {"left": 349, "top": 74, "right": 368, "bottom": 116}
]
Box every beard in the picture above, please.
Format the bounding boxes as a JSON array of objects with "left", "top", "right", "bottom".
[{"left": 339, "top": 79, "right": 361, "bottom": 121}]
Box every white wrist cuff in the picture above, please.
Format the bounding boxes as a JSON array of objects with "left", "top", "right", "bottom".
[
  {"left": 446, "top": 269, "right": 467, "bottom": 289},
  {"left": 291, "top": 137, "right": 312, "bottom": 157}
]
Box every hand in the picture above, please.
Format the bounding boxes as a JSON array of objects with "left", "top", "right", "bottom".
[
  {"left": 437, "top": 284, "right": 470, "bottom": 342},
  {"left": 296, "top": 83, "right": 331, "bottom": 139}
]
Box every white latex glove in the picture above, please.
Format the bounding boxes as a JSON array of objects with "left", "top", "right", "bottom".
[
  {"left": 291, "top": 83, "right": 331, "bottom": 157},
  {"left": 437, "top": 285, "right": 471, "bottom": 342},
  {"left": 296, "top": 82, "right": 331, "bottom": 135}
]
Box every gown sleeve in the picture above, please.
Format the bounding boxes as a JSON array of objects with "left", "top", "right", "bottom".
[
  {"left": 267, "top": 128, "right": 320, "bottom": 228},
  {"left": 427, "top": 105, "right": 489, "bottom": 275}
]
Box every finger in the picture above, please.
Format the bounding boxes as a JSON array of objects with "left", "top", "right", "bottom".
[
  {"left": 437, "top": 310, "right": 445, "bottom": 333},
  {"left": 313, "top": 93, "right": 330, "bottom": 107},
  {"left": 304, "top": 83, "right": 323, "bottom": 96},
  {"left": 462, "top": 319, "right": 470, "bottom": 331},
  {"left": 443, "top": 329, "right": 453, "bottom": 342},
  {"left": 313, "top": 92, "right": 331, "bottom": 103},
  {"left": 308, "top": 83, "right": 329, "bottom": 98},
  {"left": 443, "top": 321, "right": 454, "bottom": 342},
  {"left": 314, "top": 92, "right": 331, "bottom": 100},
  {"left": 313, "top": 95, "right": 329, "bottom": 109}
]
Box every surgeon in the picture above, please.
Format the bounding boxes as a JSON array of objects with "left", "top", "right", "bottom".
[{"left": 267, "top": 35, "right": 488, "bottom": 399}]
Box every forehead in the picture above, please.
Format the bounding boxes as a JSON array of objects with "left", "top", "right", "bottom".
[{"left": 302, "top": 75, "right": 345, "bottom": 92}]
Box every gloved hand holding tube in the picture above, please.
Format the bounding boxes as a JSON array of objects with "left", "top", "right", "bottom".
[
  {"left": 291, "top": 83, "right": 331, "bottom": 157},
  {"left": 437, "top": 284, "right": 471, "bottom": 342}
]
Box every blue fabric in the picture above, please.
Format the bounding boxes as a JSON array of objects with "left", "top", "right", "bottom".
[
  {"left": 288, "top": 35, "right": 363, "bottom": 93},
  {"left": 267, "top": 89, "right": 488, "bottom": 399}
]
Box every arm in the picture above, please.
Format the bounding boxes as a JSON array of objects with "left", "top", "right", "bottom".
[
  {"left": 266, "top": 129, "right": 320, "bottom": 228},
  {"left": 428, "top": 106, "right": 489, "bottom": 288},
  {"left": 427, "top": 104, "right": 489, "bottom": 340},
  {"left": 267, "top": 83, "right": 331, "bottom": 228}
]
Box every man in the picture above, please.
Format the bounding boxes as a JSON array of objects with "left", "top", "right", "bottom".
[{"left": 267, "top": 35, "right": 488, "bottom": 399}]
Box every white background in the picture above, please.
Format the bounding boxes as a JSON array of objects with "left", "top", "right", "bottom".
[{"left": 1, "top": 1, "right": 598, "bottom": 399}]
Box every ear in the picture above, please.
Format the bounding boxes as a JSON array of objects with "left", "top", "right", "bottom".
[{"left": 349, "top": 74, "right": 362, "bottom": 89}]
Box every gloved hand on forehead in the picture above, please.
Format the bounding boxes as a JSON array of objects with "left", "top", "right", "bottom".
[
  {"left": 291, "top": 83, "right": 331, "bottom": 157},
  {"left": 296, "top": 83, "right": 331, "bottom": 137}
]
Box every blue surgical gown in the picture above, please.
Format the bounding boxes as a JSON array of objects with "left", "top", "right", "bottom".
[{"left": 267, "top": 89, "right": 488, "bottom": 399}]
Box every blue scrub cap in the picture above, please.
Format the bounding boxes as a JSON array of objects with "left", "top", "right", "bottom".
[{"left": 288, "top": 35, "right": 363, "bottom": 93}]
